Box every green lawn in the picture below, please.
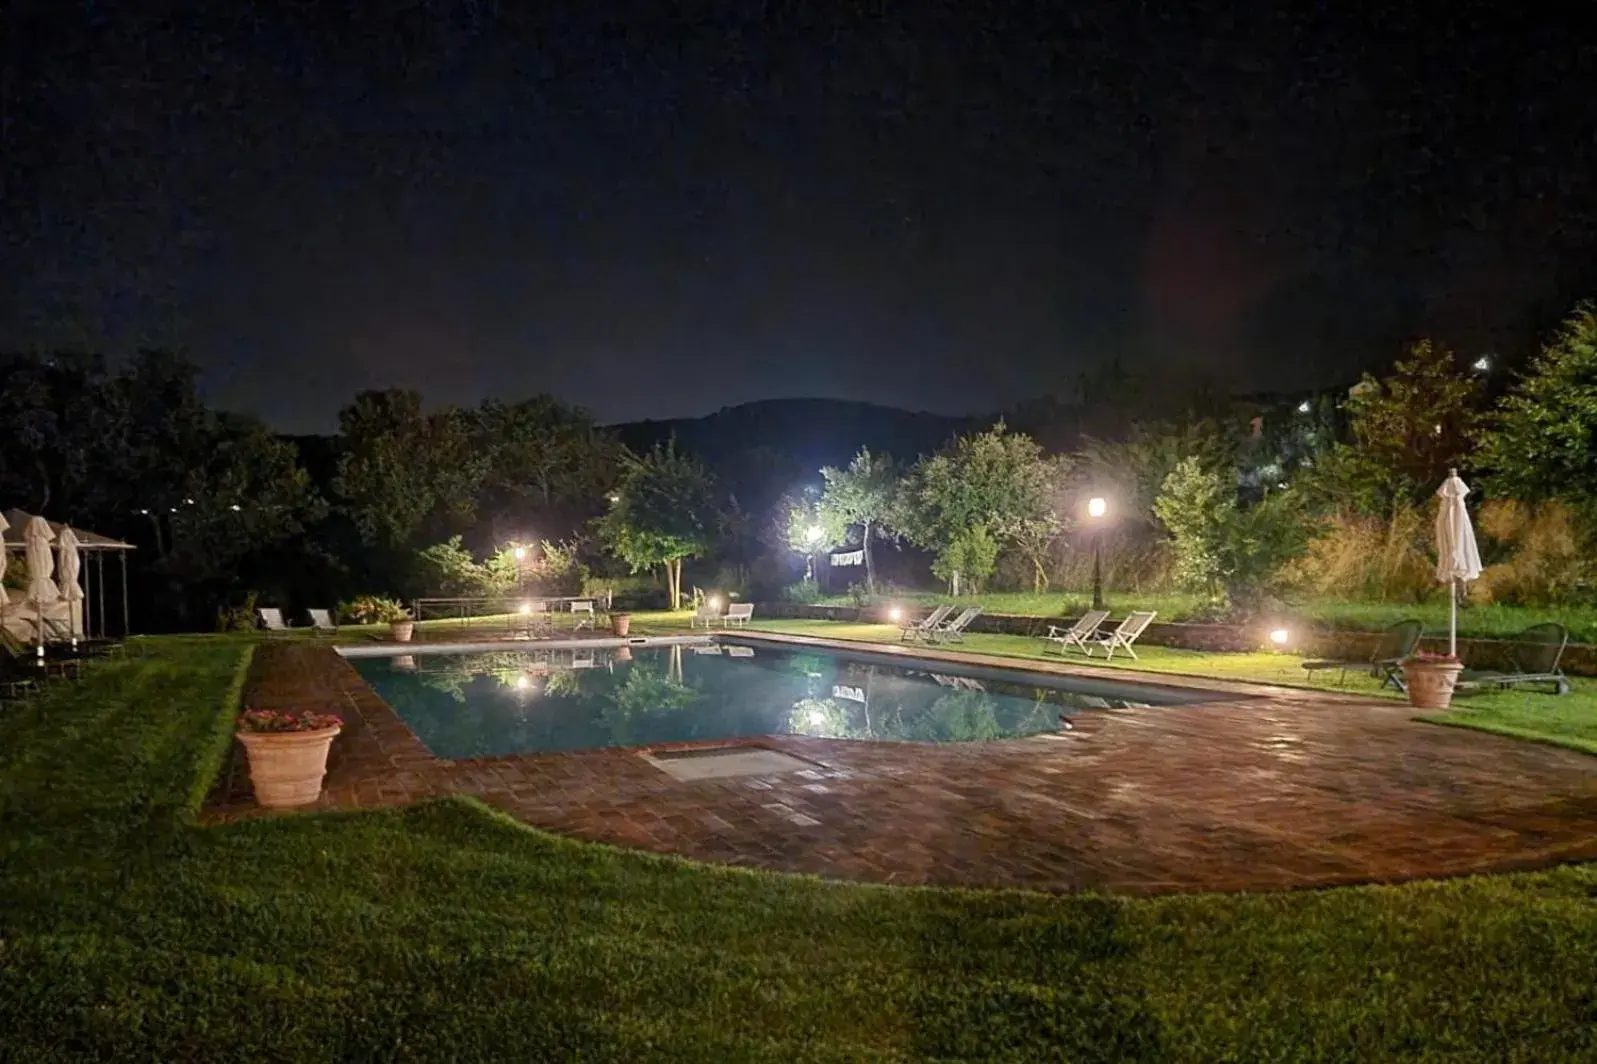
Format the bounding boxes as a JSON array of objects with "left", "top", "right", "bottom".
[
  {"left": 634, "top": 614, "right": 1597, "bottom": 757},
  {"left": 815, "top": 589, "right": 1597, "bottom": 643},
  {"left": 5, "top": 638, "right": 1597, "bottom": 1059}
]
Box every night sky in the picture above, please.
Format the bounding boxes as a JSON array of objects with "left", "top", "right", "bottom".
[{"left": 3, "top": 3, "right": 1593, "bottom": 432}]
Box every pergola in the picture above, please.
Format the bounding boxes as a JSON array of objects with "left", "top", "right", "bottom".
[{"left": 1, "top": 508, "right": 136, "bottom": 640}]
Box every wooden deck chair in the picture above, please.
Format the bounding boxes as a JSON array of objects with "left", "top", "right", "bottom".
[
  {"left": 900, "top": 604, "right": 952, "bottom": 642},
  {"left": 931, "top": 607, "right": 982, "bottom": 643},
  {"left": 1086, "top": 611, "right": 1156, "bottom": 660},
  {"left": 1042, "top": 610, "right": 1110, "bottom": 656}
]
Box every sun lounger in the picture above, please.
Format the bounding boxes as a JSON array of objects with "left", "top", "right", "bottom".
[
  {"left": 1301, "top": 619, "right": 1422, "bottom": 691},
  {"left": 1042, "top": 610, "right": 1109, "bottom": 656},
  {"left": 931, "top": 607, "right": 982, "bottom": 643},
  {"left": 307, "top": 608, "right": 337, "bottom": 633},
  {"left": 722, "top": 603, "right": 754, "bottom": 628},
  {"left": 900, "top": 604, "right": 952, "bottom": 642},
  {"left": 689, "top": 604, "right": 719, "bottom": 629},
  {"left": 570, "top": 600, "right": 596, "bottom": 631},
  {"left": 1458, "top": 622, "right": 1571, "bottom": 695},
  {"left": 725, "top": 645, "right": 755, "bottom": 658},
  {"left": 1084, "top": 611, "right": 1156, "bottom": 660},
  {"left": 257, "top": 607, "right": 290, "bottom": 634}
]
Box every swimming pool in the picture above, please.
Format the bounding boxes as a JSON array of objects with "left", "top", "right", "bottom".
[{"left": 350, "top": 640, "right": 1220, "bottom": 759}]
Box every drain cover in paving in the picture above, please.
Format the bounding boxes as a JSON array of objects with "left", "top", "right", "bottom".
[{"left": 643, "top": 746, "right": 813, "bottom": 781}]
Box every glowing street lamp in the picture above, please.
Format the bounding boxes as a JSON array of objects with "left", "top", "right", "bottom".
[
  {"left": 1269, "top": 627, "right": 1291, "bottom": 648},
  {"left": 1087, "top": 497, "right": 1109, "bottom": 611}
]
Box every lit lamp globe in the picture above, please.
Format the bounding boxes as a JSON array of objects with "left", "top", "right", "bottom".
[
  {"left": 1087, "top": 497, "right": 1108, "bottom": 519},
  {"left": 513, "top": 546, "right": 527, "bottom": 561},
  {"left": 1268, "top": 628, "right": 1291, "bottom": 650}
]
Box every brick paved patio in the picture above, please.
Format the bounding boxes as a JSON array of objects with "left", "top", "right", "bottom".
[{"left": 208, "top": 637, "right": 1597, "bottom": 894}]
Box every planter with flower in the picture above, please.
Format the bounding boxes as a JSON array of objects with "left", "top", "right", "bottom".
[
  {"left": 1401, "top": 651, "right": 1464, "bottom": 710},
  {"left": 340, "top": 595, "right": 415, "bottom": 642},
  {"left": 236, "top": 708, "right": 343, "bottom": 808}
]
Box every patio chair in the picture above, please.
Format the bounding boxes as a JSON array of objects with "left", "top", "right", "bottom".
[
  {"left": 689, "top": 604, "right": 720, "bottom": 629},
  {"left": 722, "top": 603, "right": 754, "bottom": 628},
  {"left": 1458, "top": 622, "right": 1572, "bottom": 695},
  {"left": 930, "top": 606, "right": 982, "bottom": 643},
  {"left": 1301, "top": 619, "right": 1422, "bottom": 691},
  {"left": 307, "top": 608, "right": 337, "bottom": 634},
  {"left": 900, "top": 604, "right": 952, "bottom": 642},
  {"left": 570, "top": 600, "right": 596, "bottom": 631},
  {"left": 257, "top": 607, "right": 290, "bottom": 634},
  {"left": 1084, "top": 611, "right": 1157, "bottom": 660},
  {"left": 1042, "top": 609, "right": 1110, "bottom": 656}
]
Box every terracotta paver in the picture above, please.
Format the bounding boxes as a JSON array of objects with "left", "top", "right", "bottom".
[{"left": 206, "top": 639, "right": 1597, "bottom": 894}]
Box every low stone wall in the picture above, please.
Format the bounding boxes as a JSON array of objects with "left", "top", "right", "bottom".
[{"left": 754, "top": 602, "right": 1597, "bottom": 677}]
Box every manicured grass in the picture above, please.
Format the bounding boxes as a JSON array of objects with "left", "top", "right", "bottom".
[
  {"left": 815, "top": 589, "right": 1597, "bottom": 643},
  {"left": 636, "top": 614, "right": 1597, "bottom": 757},
  {"left": 6, "top": 637, "right": 1597, "bottom": 1059}
]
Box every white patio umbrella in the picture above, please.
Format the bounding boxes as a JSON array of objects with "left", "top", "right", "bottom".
[
  {"left": 57, "top": 525, "right": 84, "bottom": 639},
  {"left": 24, "top": 516, "right": 58, "bottom": 651},
  {"left": 0, "top": 510, "right": 9, "bottom": 608},
  {"left": 1435, "top": 469, "right": 1483, "bottom": 657}
]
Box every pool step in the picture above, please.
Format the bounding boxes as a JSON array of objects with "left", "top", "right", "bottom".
[{"left": 642, "top": 746, "right": 815, "bottom": 781}]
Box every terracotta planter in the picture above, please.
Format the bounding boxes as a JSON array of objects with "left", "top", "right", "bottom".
[
  {"left": 390, "top": 620, "right": 414, "bottom": 642},
  {"left": 1403, "top": 660, "right": 1464, "bottom": 710},
  {"left": 237, "top": 725, "right": 341, "bottom": 808},
  {"left": 614, "top": 645, "right": 634, "bottom": 663},
  {"left": 611, "top": 613, "right": 632, "bottom": 637}
]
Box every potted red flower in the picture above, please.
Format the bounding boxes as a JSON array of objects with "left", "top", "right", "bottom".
[
  {"left": 236, "top": 708, "right": 343, "bottom": 808},
  {"left": 1401, "top": 651, "right": 1464, "bottom": 710}
]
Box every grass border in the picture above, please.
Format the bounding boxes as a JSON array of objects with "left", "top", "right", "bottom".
[
  {"left": 1424, "top": 713, "right": 1597, "bottom": 757},
  {"left": 181, "top": 643, "right": 255, "bottom": 823}
]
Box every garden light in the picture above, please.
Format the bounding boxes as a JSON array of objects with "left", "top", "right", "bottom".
[
  {"left": 1087, "top": 497, "right": 1107, "bottom": 519},
  {"left": 519, "top": 602, "right": 532, "bottom": 615},
  {"left": 1473, "top": 356, "right": 1491, "bottom": 372},
  {"left": 708, "top": 595, "right": 721, "bottom": 609},
  {"left": 1269, "top": 628, "right": 1291, "bottom": 646},
  {"left": 1297, "top": 400, "right": 1311, "bottom": 414},
  {"left": 515, "top": 674, "right": 531, "bottom": 690},
  {"left": 806, "top": 524, "right": 824, "bottom": 544},
  {"left": 513, "top": 546, "right": 527, "bottom": 560},
  {"left": 888, "top": 606, "right": 902, "bottom": 622}
]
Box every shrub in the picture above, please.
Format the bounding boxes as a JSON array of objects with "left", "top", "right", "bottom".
[
  {"left": 1475, "top": 500, "right": 1595, "bottom": 606},
  {"left": 1284, "top": 506, "right": 1434, "bottom": 602},
  {"left": 782, "top": 579, "right": 822, "bottom": 605},
  {"left": 339, "top": 595, "right": 410, "bottom": 624},
  {"left": 215, "top": 591, "right": 261, "bottom": 632},
  {"left": 931, "top": 526, "right": 999, "bottom": 595},
  {"left": 237, "top": 708, "right": 343, "bottom": 732}
]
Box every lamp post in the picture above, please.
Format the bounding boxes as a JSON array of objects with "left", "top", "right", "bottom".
[
  {"left": 804, "top": 524, "right": 824, "bottom": 583},
  {"left": 1087, "top": 497, "right": 1108, "bottom": 611}
]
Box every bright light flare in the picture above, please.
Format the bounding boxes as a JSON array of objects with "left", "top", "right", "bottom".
[
  {"left": 805, "top": 524, "right": 824, "bottom": 544},
  {"left": 513, "top": 546, "right": 527, "bottom": 560},
  {"left": 519, "top": 602, "right": 532, "bottom": 615},
  {"left": 888, "top": 606, "right": 903, "bottom": 622},
  {"left": 1087, "top": 497, "right": 1107, "bottom": 519},
  {"left": 707, "top": 595, "right": 721, "bottom": 609},
  {"left": 1269, "top": 628, "right": 1291, "bottom": 646},
  {"left": 515, "top": 674, "right": 531, "bottom": 690}
]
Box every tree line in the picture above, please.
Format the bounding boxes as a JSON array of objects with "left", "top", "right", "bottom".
[{"left": 4, "top": 301, "right": 1596, "bottom": 628}]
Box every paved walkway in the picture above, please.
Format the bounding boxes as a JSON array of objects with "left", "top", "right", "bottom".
[{"left": 209, "top": 639, "right": 1597, "bottom": 894}]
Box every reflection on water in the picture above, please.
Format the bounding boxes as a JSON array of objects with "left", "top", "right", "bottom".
[{"left": 352, "top": 644, "right": 1147, "bottom": 758}]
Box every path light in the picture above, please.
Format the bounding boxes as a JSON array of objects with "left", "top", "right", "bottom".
[
  {"left": 888, "top": 606, "right": 903, "bottom": 622},
  {"left": 513, "top": 545, "right": 527, "bottom": 561},
  {"left": 707, "top": 594, "right": 721, "bottom": 610},
  {"left": 519, "top": 602, "right": 532, "bottom": 615},
  {"left": 1269, "top": 627, "right": 1291, "bottom": 647},
  {"left": 1086, "top": 497, "right": 1109, "bottom": 610},
  {"left": 515, "top": 674, "right": 531, "bottom": 691}
]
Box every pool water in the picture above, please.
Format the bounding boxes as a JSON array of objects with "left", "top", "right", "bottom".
[{"left": 351, "top": 641, "right": 1215, "bottom": 759}]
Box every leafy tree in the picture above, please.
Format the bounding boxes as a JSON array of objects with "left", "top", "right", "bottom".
[
  {"left": 818, "top": 447, "right": 898, "bottom": 592},
  {"left": 1154, "top": 457, "right": 1314, "bottom": 613},
  {"left": 475, "top": 396, "right": 620, "bottom": 529},
  {"left": 782, "top": 496, "right": 845, "bottom": 582},
  {"left": 1074, "top": 417, "right": 1244, "bottom": 526},
  {"left": 599, "top": 442, "right": 716, "bottom": 608},
  {"left": 900, "top": 423, "right": 1061, "bottom": 594},
  {"left": 333, "top": 390, "right": 488, "bottom": 549},
  {"left": 1306, "top": 340, "right": 1482, "bottom": 516},
  {"left": 1479, "top": 303, "right": 1597, "bottom": 510},
  {"left": 930, "top": 525, "right": 1000, "bottom": 595}
]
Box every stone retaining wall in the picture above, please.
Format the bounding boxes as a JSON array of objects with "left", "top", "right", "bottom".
[{"left": 755, "top": 602, "right": 1597, "bottom": 677}]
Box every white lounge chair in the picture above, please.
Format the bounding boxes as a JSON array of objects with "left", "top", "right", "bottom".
[
  {"left": 1085, "top": 611, "right": 1157, "bottom": 660},
  {"left": 931, "top": 607, "right": 982, "bottom": 643},
  {"left": 257, "top": 608, "right": 288, "bottom": 633},
  {"left": 900, "top": 604, "right": 952, "bottom": 642},
  {"left": 1042, "top": 610, "right": 1109, "bottom": 656},
  {"left": 691, "top": 644, "right": 725, "bottom": 655},
  {"left": 570, "top": 600, "right": 596, "bottom": 631},
  {"left": 690, "top": 604, "right": 719, "bottom": 629},
  {"left": 722, "top": 603, "right": 754, "bottom": 628},
  {"left": 725, "top": 645, "right": 755, "bottom": 658},
  {"left": 307, "top": 608, "right": 337, "bottom": 634}
]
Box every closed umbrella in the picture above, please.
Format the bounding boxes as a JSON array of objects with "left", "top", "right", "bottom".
[
  {"left": 1435, "top": 469, "right": 1483, "bottom": 657},
  {"left": 0, "top": 511, "right": 9, "bottom": 609},
  {"left": 24, "top": 516, "right": 58, "bottom": 651},
  {"left": 58, "top": 526, "right": 84, "bottom": 638}
]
